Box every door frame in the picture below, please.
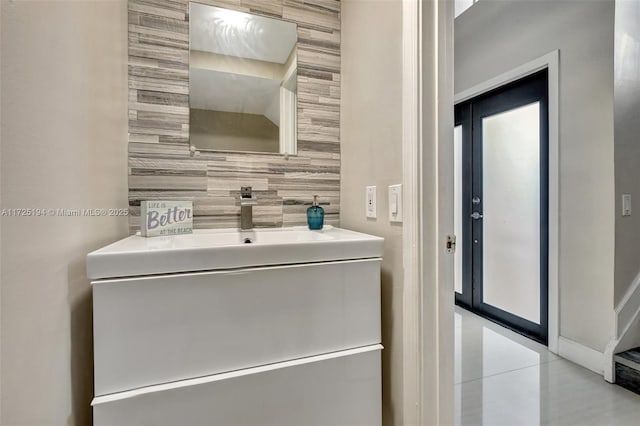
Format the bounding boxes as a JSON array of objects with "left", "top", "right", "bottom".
[
  {"left": 401, "top": 6, "right": 559, "bottom": 421},
  {"left": 401, "top": 0, "right": 455, "bottom": 425},
  {"left": 455, "top": 70, "right": 550, "bottom": 344},
  {"left": 454, "top": 51, "right": 560, "bottom": 354}
]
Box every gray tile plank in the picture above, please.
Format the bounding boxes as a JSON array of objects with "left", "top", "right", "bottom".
[{"left": 128, "top": 0, "right": 341, "bottom": 230}]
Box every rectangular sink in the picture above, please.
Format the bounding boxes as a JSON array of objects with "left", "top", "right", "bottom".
[{"left": 86, "top": 226, "right": 383, "bottom": 279}]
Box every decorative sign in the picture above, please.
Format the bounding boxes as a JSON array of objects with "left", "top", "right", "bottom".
[{"left": 140, "top": 201, "right": 193, "bottom": 237}]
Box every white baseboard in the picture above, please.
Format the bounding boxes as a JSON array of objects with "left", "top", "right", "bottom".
[
  {"left": 558, "top": 337, "right": 605, "bottom": 376},
  {"left": 604, "top": 339, "right": 617, "bottom": 382}
]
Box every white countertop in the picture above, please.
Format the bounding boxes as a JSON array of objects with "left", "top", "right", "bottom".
[{"left": 87, "top": 226, "right": 384, "bottom": 279}]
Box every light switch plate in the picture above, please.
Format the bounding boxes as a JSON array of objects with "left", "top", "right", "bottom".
[
  {"left": 389, "top": 184, "right": 402, "bottom": 223},
  {"left": 366, "top": 186, "right": 377, "bottom": 219},
  {"left": 622, "top": 194, "right": 632, "bottom": 216}
]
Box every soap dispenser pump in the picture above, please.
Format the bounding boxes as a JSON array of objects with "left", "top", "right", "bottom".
[{"left": 307, "top": 195, "right": 325, "bottom": 230}]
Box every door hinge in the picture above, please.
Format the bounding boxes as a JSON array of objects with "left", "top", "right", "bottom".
[{"left": 446, "top": 235, "right": 457, "bottom": 254}]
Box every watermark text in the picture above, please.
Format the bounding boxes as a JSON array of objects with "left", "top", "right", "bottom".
[{"left": 1, "top": 208, "right": 130, "bottom": 217}]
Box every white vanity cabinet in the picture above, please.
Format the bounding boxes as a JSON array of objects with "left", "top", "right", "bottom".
[{"left": 88, "top": 226, "right": 383, "bottom": 426}]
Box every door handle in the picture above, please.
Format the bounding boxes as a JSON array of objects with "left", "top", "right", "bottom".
[{"left": 470, "top": 212, "right": 483, "bottom": 220}]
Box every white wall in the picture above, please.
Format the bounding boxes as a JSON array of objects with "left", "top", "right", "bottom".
[
  {"left": 614, "top": 0, "right": 640, "bottom": 305},
  {"left": 455, "top": 0, "right": 616, "bottom": 352},
  {"left": 340, "top": 1, "right": 404, "bottom": 424},
  {"left": 0, "top": 1, "right": 129, "bottom": 424}
]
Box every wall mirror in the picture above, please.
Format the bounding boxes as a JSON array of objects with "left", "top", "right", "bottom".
[{"left": 189, "top": 2, "right": 298, "bottom": 155}]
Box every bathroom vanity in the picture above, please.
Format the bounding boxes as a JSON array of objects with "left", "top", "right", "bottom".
[{"left": 87, "top": 226, "right": 383, "bottom": 426}]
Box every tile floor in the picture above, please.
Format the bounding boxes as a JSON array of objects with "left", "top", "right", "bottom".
[{"left": 455, "top": 306, "right": 640, "bottom": 425}]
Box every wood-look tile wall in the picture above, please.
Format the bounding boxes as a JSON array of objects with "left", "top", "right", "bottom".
[{"left": 128, "top": 0, "right": 341, "bottom": 230}]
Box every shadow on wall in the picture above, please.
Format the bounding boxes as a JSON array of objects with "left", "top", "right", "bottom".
[{"left": 67, "top": 259, "right": 94, "bottom": 426}]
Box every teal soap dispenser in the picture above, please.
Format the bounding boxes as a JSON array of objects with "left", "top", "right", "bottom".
[{"left": 307, "top": 195, "right": 325, "bottom": 230}]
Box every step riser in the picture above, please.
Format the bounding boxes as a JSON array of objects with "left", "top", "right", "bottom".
[{"left": 615, "top": 362, "right": 640, "bottom": 396}]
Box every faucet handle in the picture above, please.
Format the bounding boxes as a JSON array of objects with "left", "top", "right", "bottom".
[
  {"left": 239, "top": 186, "right": 257, "bottom": 206},
  {"left": 241, "top": 186, "right": 253, "bottom": 198}
]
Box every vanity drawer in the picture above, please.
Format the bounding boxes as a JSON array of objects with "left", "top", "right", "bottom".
[
  {"left": 93, "top": 345, "right": 382, "bottom": 426},
  {"left": 93, "top": 258, "right": 381, "bottom": 396}
]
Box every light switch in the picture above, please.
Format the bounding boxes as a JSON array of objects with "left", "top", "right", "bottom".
[
  {"left": 366, "top": 186, "right": 377, "bottom": 219},
  {"left": 622, "top": 194, "right": 632, "bottom": 216},
  {"left": 389, "top": 184, "right": 402, "bottom": 223}
]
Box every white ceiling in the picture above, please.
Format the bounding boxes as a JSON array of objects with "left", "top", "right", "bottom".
[
  {"left": 189, "top": 68, "right": 281, "bottom": 125},
  {"left": 190, "top": 3, "right": 297, "bottom": 64}
]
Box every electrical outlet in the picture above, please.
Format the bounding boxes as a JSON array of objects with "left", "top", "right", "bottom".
[{"left": 366, "top": 186, "right": 377, "bottom": 219}]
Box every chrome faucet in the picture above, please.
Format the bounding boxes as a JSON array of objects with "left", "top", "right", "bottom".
[{"left": 239, "top": 186, "right": 257, "bottom": 230}]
